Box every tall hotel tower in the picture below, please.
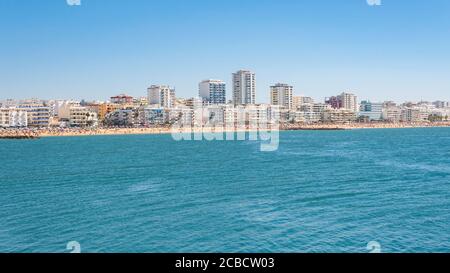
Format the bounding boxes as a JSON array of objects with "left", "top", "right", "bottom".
[
  {"left": 232, "top": 70, "right": 256, "bottom": 105},
  {"left": 147, "top": 85, "right": 176, "bottom": 108},
  {"left": 199, "top": 80, "right": 226, "bottom": 105},
  {"left": 270, "top": 83, "right": 293, "bottom": 109},
  {"left": 340, "top": 92, "right": 359, "bottom": 112}
]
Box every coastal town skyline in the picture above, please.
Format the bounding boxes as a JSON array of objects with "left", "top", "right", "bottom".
[
  {"left": 1, "top": 68, "right": 450, "bottom": 131},
  {"left": 1, "top": 68, "right": 449, "bottom": 104}
]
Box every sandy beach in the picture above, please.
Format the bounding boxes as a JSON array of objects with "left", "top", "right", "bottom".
[{"left": 1, "top": 122, "right": 450, "bottom": 139}]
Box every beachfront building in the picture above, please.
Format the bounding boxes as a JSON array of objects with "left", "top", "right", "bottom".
[
  {"left": 278, "top": 108, "right": 292, "bottom": 123},
  {"left": 382, "top": 106, "right": 402, "bottom": 122},
  {"left": 246, "top": 104, "right": 269, "bottom": 125},
  {"left": 98, "top": 103, "right": 122, "bottom": 121},
  {"left": 400, "top": 108, "right": 421, "bottom": 122},
  {"left": 303, "top": 111, "right": 322, "bottom": 123},
  {"left": 200, "top": 105, "right": 225, "bottom": 127},
  {"left": 292, "top": 96, "right": 314, "bottom": 110},
  {"left": 232, "top": 70, "right": 256, "bottom": 105},
  {"left": 148, "top": 85, "right": 176, "bottom": 109},
  {"left": 322, "top": 109, "right": 357, "bottom": 123},
  {"left": 182, "top": 104, "right": 282, "bottom": 128},
  {"left": 245, "top": 104, "right": 284, "bottom": 125},
  {"left": 287, "top": 109, "right": 321, "bottom": 124},
  {"left": 312, "top": 103, "right": 331, "bottom": 113},
  {"left": 270, "top": 83, "right": 293, "bottom": 110},
  {"left": 69, "top": 106, "right": 98, "bottom": 127},
  {"left": 57, "top": 101, "right": 120, "bottom": 124},
  {"left": 143, "top": 107, "right": 167, "bottom": 125},
  {"left": 294, "top": 102, "right": 329, "bottom": 123},
  {"left": 358, "top": 101, "right": 383, "bottom": 121},
  {"left": 55, "top": 101, "right": 81, "bottom": 121},
  {"left": 18, "top": 103, "right": 51, "bottom": 127},
  {"left": 143, "top": 106, "right": 195, "bottom": 126},
  {"left": 427, "top": 108, "right": 450, "bottom": 122},
  {"left": 199, "top": 80, "right": 226, "bottom": 105},
  {"left": 224, "top": 105, "right": 239, "bottom": 127},
  {"left": 170, "top": 107, "right": 195, "bottom": 127},
  {"left": 104, "top": 108, "right": 139, "bottom": 127},
  {"left": 0, "top": 108, "right": 28, "bottom": 128},
  {"left": 0, "top": 109, "right": 8, "bottom": 127},
  {"left": 290, "top": 111, "right": 305, "bottom": 123},
  {"left": 268, "top": 105, "right": 282, "bottom": 124}
]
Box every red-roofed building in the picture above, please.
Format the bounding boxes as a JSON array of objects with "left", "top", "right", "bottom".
[{"left": 110, "top": 94, "right": 134, "bottom": 104}]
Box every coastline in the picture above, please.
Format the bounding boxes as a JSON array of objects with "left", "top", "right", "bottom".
[{"left": 1, "top": 122, "right": 450, "bottom": 139}]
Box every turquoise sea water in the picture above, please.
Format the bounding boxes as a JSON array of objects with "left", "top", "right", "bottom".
[{"left": 1, "top": 128, "right": 450, "bottom": 253}]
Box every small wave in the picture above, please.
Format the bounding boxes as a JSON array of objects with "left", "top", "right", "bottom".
[
  {"left": 128, "top": 179, "right": 163, "bottom": 193},
  {"left": 376, "top": 160, "right": 450, "bottom": 173}
]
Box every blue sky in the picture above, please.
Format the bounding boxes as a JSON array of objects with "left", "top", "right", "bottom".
[{"left": 1, "top": 0, "right": 450, "bottom": 103}]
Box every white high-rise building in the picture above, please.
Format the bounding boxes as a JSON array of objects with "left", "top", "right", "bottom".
[
  {"left": 339, "top": 92, "right": 358, "bottom": 112},
  {"left": 199, "top": 80, "right": 226, "bottom": 105},
  {"left": 270, "top": 83, "right": 293, "bottom": 109},
  {"left": 148, "top": 85, "right": 176, "bottom": 108},
  {"left": 232, "top": 70, "right": 256, "bottom": 105}
]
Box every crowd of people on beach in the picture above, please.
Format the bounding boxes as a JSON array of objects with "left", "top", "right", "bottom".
[
  {"left": 1, "top": 121, "right": 450, "bottom": 139},
  {"left": 0, "top": 126, "right": 171, "bottom": 138},
  {"left": 283, "top": 121, "right": 450, "bottom": 130}
]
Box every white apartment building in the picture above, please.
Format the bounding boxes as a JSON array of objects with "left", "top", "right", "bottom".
[
  {"left": 0, "top": 109, "right": 8, "bottom": 127},
  {"left": 303, "top": 111, "right": 322, "bottom": 123},
  {"left": 143, "top": 107, "right": 167, "bottom": 125},
  {"left": 270, "top": 83, "right": 293, "bottom": 109},
  {"left": 0, "top": 108, "right": 28, "bottom": 128},
  {"left": 202, "top": 105, "right": 225, "bottom": 127},
  {"left": 224, "top": 105, "right": 239, "bottom": 126},
  {"left": 382, "top": 106, "right": 402, "bottom": 122},
  {"left": 293, "top": 102, "right": 329, "bottom": 123},
  {"left": 147, "top": 85, "right": 176, "bottom": 108},
  {"left": 293, "top": 96, "right": 314, "bottom": 110},
  {"left": 246, "top": 104, "right": 269, "bottom": 125},
  {"left": 401, "top": 108, "right": 421, "bottom": 122},
  {"left": 18, "top": 103, "right": 51, "bottom": 127},
  {"left": 429, "top": 108, "right": 450, "bottom": 121},
  {"left": 199, "top": 80, "right": 226, "bottom": 105},
  {"left": 69, "top": 107, "right": 98, "bottom": 127},
  {"left": 322, "top": 109, "right": 357, "bottom": 123},
  {"left": 340, "top": 92, "right": 359, "bottom": 112},
  {"left": 173, "top": 107, "right": 195, "bottom": 126},
  {"left": 312, "top": 103, "right": 331, "bottom": 113},
  {"left": 55, "top": 100, "right": 81, "bottom": 120},
  {"left": 232, "top": 70, "right": 256, "bottom": 105},
  {"left": 105, "top": 109, "right": 139, "bottom": 127}
]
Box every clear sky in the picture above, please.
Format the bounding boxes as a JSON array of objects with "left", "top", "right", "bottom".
[{"left": 1, "top": 0, "right": 450, "bottom": 103}]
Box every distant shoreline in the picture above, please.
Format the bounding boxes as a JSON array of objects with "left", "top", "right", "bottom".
[{"left": 1, "top": 122, "right": 450, "bottom": 139}]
